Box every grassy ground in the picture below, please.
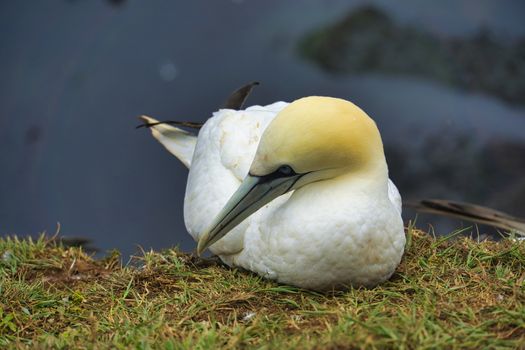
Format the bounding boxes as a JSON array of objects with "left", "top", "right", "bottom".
[{"left": 1, "top": 227, "right": 524, "bottom": 349}]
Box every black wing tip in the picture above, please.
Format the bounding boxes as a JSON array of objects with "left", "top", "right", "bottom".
[
  {"left": 405, "top": 198, "right": 525, "bottom": 232},
  {"left": 222, "top": 81, "right": 261, "bottom": 110},
  {"left": 137, "top": 82, "right": 262, "bottom": 130}
]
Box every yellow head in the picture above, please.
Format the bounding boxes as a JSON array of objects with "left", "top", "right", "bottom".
[
  {"left": 251, "top": 96, "right": 386, "bottom": 181},
  {"left": 197, "top": 96, "right": 387, "bottom": 254}
]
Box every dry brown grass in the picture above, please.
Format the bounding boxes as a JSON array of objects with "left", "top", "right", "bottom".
[{"left": 1, "top": 228, "right": 524, "bottom": 349}]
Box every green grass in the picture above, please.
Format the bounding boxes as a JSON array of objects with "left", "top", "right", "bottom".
[{"left": 1, "top": 228, "right": 524, "bottom": 349}]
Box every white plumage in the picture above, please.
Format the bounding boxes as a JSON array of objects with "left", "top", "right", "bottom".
[{"left": 142, "top": 97, "right": 405, "bottom": 291}]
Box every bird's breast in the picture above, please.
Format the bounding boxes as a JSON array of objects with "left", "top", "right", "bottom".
[{"left": 234, "top": 176, "right": 406, "bottom": 290}]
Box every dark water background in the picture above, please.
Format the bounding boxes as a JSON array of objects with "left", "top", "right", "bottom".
[{"left": 1, "top": 1, "right": 524, "bottom": 257}]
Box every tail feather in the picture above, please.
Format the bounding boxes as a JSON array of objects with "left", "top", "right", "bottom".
[
  {"left": 139, "top": 115, "right": 197, "bottom": 168},
  {"left": 136, "top": 120, "right": 203, "bottom": 130},
  {"left": 406, "top": 199, "right": 525, "bottom": 235}
]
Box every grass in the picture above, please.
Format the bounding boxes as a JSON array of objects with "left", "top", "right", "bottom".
[{"left": 0, "top": 227, "right": 524, "bottom": 349}]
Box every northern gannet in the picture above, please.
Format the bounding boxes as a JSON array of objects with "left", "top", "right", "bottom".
[{"left": 141, "top": 95, "right": 406, "bottom": 291}]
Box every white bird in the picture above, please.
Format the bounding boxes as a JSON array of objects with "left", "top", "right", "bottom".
[{"left": 141, "top": 95, "right": 405, "bottom": 291}]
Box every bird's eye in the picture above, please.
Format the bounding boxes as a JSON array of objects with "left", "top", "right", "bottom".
[{"left": 278, "top": 165, "right": 294, "bottom": 176}]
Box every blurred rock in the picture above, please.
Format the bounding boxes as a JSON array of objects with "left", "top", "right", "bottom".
[
  {"left": 386, "top": 136, "right": 525, "bottom": 218},
  {"left": 299, "top": 6, "right": 525, "bottom": 105}
]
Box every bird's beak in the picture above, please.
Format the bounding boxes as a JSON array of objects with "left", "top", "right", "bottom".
[{"left": 197, "top": 172, "right": 302, "bottom": 255}]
